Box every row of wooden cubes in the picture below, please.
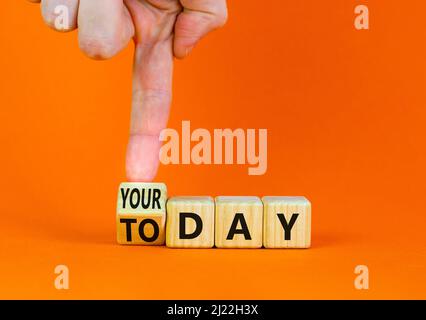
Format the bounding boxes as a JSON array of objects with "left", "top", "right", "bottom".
[{"left": 116, "top": 183, "right": 311, "bottom": 248}]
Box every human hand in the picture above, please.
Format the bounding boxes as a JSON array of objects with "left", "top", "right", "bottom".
[{"left": 27, "top": 0, "right": 228, "bottom": 181}]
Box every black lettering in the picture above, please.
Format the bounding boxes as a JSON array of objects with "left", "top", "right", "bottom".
[
  {"left": 141, "top": 188, "right": 152, "bottom": 209},
  {"left": 226, "top": 213, "right": 251, "bottom": 240},
  {"left": 130, "top": 189, "right": 140, "bottom": 209},
  {"left": 152, "top": 189, "right": 161, "bottom": 209},
  {"left": 120, "top": 188, "right": 130, "bottom": 209},
  {"left": 179, "top": 212, "right": 203, "bottom": 239},
  {"left": 138, "top": 219, "right": 159, "bottom": 242},
  {"left": 120, "top": 218, "right": 137, "bottom": 242},
  {"left": 277, "top": 213, "right": 299, "bottom": 240}
]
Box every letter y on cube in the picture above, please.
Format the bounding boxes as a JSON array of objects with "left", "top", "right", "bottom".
[{"left": 263, "top": 196, "right": 311, "bottom": 248}]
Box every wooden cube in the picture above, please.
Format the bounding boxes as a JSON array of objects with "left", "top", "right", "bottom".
[
  {"left": 215, "top": 196, "right": 263, "bottom": 248},
  {"left": 262, "top": 196, "right": 311, "bottom": 248},
  {"left": 116, "top": 182, "right": 167, "bottom": 245},
  {"left": 166, "top": 196, "right": 215, "bottom": 248}
]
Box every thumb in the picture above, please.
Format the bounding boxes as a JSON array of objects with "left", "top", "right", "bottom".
[{"left": 174, "top": 0, "right": 228, "bottom": 59}]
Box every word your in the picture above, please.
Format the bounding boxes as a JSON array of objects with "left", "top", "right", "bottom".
[
  {"left": 120, "top": 187, "right": 163, "bottom": 210},
  {"left": 159, "top": 121, "right": 268, "bottom": 176}
]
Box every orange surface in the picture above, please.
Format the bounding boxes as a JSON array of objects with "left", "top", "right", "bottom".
[{"left": 0, "top": 1, "right": 425, "bottom": 299}]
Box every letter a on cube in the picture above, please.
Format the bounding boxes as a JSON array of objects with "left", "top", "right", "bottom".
[
  {"left": 215, "top": 196, "right": 263, "bottom": 248},
  {"left": 116, "top": 182, "right": 167, "bottom": 245},
  {"left": 263, "top": 196, "right": 311, "bottom": 248},
  {"left": 166, "top": 196, "right": 215, "bottom": 248}
]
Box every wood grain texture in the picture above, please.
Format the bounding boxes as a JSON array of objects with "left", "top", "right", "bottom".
[
  {"left": 215, "top": 196, "right": 263, "bottom": 248},
  {"left": 116, "top": 182, "right": 167, "bottom": 245},
  {"left": 166, "top": 196, "right": 215, "bottom": 248},
  {"left": 262, "top": 196, "right": 311, "bottom": 248}
]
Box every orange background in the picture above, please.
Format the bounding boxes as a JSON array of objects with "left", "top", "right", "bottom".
[{"left": 0, "top": 0, "right": 425, "bottom": 299}]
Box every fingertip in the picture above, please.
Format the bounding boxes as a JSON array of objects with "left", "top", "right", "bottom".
[
  {"left": 174, "top": 44, "right": 194, "bottom": 59},
  {"left": 173, "top": 50, "right": 186, "bottom": 60},
  {"left": 77, "top": 0, "right": 134, "bottom": 61},
  {"left": 78, "top": 36, "right": 121, "bottom": 60}
]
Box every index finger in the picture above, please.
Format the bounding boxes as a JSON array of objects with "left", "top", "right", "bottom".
[{"left": 125, "top": 39, "right": 174, "bottom": 182}]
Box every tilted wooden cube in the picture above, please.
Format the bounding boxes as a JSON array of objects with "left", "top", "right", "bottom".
[
  {"left": 262, "top": 196, "right": 311, "bottom": 248},
  {"left": 215, "top": 196, "right": 263, "bottom": 248},
  {"left": 166, "top": 196, "right": 215, "bottom": 248},
  {"left": 116, "top": 182, "right": 167, "bottom": 245}
]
